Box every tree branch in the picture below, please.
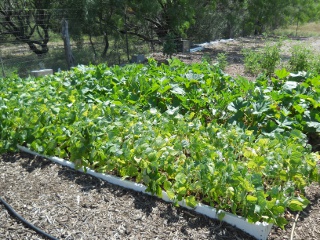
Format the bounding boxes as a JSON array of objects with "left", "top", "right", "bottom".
[
  {"left": 119, "top": 29, "right": 161, "bottom": 44},
  {"left": 0, "top": 7, "right": 50, "bottom": 55}
]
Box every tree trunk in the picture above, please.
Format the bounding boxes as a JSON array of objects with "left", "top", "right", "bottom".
[
  {"left": 61, "top": 19, "right": 75, "bottom": 70},
  {"left": 89, "top": 33, "right": 97, "bottom": 58},
  {"left": 1, "top": 10, "right": 50, "bottom": 56},
  {"left": 101, "top": 33, "right": 109, "bottom": 58},
  {"left": 25, "top": 41, "right": 49, "bottom": 55}
]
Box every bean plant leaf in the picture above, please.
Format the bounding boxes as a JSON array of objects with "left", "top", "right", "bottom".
[
  {"left": 0, "top": 60, "right": 319, "bottom": 228},
  {"left": 171, "top": 85, "right": 186, "bottom": 95},
  {"left": 185, "top": 196, "right": 197, "bottom": 208}
]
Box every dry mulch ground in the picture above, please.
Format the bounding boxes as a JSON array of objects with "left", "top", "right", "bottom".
[
  {"left": 1, "top": 152, "right": 320, "bottom": 240},
  {"left": 150, "top": 36, "right": 320, "bottom": 80},
  {"left": 1, "top": 36, "right": 320, "bottom": 240},
  {"left": 1, "top": 152, "right": 258, "bottom": 240}
]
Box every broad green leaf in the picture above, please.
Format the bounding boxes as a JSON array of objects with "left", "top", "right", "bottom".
[
  {"left": 217, "top": 210, "right": 226, "bottom": 221},
  {"left": 272, "top": 206, "right": 285, "bottom": 215},
  {"left": 171, "top": 85, "right": 186, "bottom": 95},
  {"left": 163, "top": 180, "right": 172, "bottom": 191},
  {"left": 289, "top": 196, "right": 309, "bottom": 212},
  {"left": 177, "top": 186, "right": 187, "bottom": 195},
  {"left": 275, "top": 68, "right": 290, "bottom": 79},
  {"left": 185, "top": 196, "right": 197, "bottom": 208},
  {"left": 246, "top": 195, "right": 257, "bottom": 203},
  {"left": 251, "top": 174, "right": 262, "bottom": 187},
  {"left": 275, "top": 217, "right": 288, "bottom": 229},
  {"left": 282, "top": 81, "right": 298, "bottom": 91},
  {"left": 166, "top": 189, "right": 175, "bottom": 200},
  {"left": 288, "top": 200, "right": 304, "bottom": 211},
  {"left": 156, "top": 185, "right": 163, "bottom": 197},
  {"left": 175, "top": 173, "right": 187, "bottom": 184}
]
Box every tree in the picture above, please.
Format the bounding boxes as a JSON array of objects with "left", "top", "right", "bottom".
[
  {"left": 288, "top": 0, "right": 319, "bottom": 36},
  {"left": 0, "top": 0, "right": 52, "bottom": 55},
  {"left": 245, "top": 0, "right": 320, "bottom": 35},
  {"left": 245, "top": 0, "right": 288, "bottom": 35},
  {"left": 85, "top": 0, "right": 122, "bottom": 58},
  {"left": 213, "top": 0, "right": 248, "bottom": 38},
  {"left": 122, "top": 0, "right": 215, "bottom": 44}
]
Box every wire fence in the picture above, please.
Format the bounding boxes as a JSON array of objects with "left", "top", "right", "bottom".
[{"left": 0, "top": 9, "right": 155, "bottom": 78}]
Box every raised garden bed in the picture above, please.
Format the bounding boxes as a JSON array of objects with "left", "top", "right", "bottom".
[{"left": 1, "top": 59, "right": 319, "bottom": 239}]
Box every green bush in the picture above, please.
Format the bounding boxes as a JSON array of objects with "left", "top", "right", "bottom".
[
  {"left": 289, "top": 44, "right": 312, "bottom": 72},
  {"left": 217, "top": 53, "right": 228, "bottom": 70},
  {"left": 261, "top": 42, "right": 281, "bottom": 76},
  {"left": 243, "top": 42, "right": 282, "bottom": 76},
  {"left": 201, "top": 53, "right": 212, "bottom": 63},
  {"left": 163, "top": 33, "right": 177, "bottom": 57},
  {"left": 242, "top": 48, "right": 262, "bottom": 75},
  {"left": 311, "top": 55, "right": 320, "bottom": 73}
]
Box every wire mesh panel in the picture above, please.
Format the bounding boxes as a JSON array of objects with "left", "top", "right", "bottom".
[{"left": 0, "top": 8, "right": 155, "bottom": 78}]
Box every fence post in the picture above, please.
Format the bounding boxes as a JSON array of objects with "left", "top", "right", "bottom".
[
  {"left": 124, "top": 7, "right": 130, "bottom": 62},
  {"left": 0, "top": 53, "right": 5, "bottom": 78},
  {"left": 61, "top": 19, "right": 75, "bottom": 70}
]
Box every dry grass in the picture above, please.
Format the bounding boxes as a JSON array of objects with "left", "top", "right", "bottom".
[{"left": 274, "top": 21, "right": 320, "bottom": 37}]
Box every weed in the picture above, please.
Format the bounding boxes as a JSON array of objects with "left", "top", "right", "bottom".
[
  {"left": 242, "top": 48, "right": 262, "bottom": 75},
  {"left": 201, "top": 53, "right": 212, "bottom": 63},
  {"left": 289, "top": 44, "right": 312, "bottom": 72},
  {"left": 261, "top": 42, "right": 282, "bottom": 76},
  {"left": 311, "top": 55, "right": 320, "bottom": 73},
  {"left": 163, "top": 33, "right": 177, "bottom": 57},
  {"left": 217, "top": 53, "right": 228, "bottom": 70},
  {"left": 242, "top": 41, "right": 281, "bottom": 76}
]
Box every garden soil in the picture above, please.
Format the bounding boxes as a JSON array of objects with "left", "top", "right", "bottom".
[{"left": 1, "top": 36, "right": 320, "bottom": 240}]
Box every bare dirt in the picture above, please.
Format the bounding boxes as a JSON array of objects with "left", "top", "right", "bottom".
[
  {"left": 150, "top": 36, "right": 320, "bottom": 80},
  {"left": 1, "top": 36, "right": 320, "bottom": 240}
]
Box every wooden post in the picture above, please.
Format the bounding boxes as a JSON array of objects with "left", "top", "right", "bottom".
[
  {"left": 61, "top": 19, "right": 75, "bottom": 70},
  {"left": 0, "top": 49, "right": 5, "bottom": 78},
  {"left": 0, "top": 56, "right": 5, "bottom": 78},
  {"left": 124, "top": 7, "right": 130, "bottom": 62}
]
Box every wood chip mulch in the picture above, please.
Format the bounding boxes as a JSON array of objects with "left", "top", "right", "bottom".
[
  {"left": 1, "top": 152, "right": 320, "bottom": 240},
  {"left": 1, "top": 152, "right": 258, "bottom": 240}
]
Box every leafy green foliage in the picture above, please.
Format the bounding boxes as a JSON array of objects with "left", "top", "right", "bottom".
[
  {"left": 0, "top": 59, "right": 319, "bottom": 228},
  {"left": 163, "top": 32, "right": 177, "bottom": 57},
  {"left": 289, "top": 44, "right": 312, "bottom": 72},
  {"left": 216, "top": 53, "right": 228, "bottom": 70},
  {"left": 261, "top": 42, "right": 282, "bottom": 76},
  {"left": 288, "top": 44, "right": 320, "bottom": 74},
  {"left": 242, "top": 48, "right": 262, "bottom": 75},
  {"left": 243, "top": 42, "right": 282, "bottom": 76}
]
